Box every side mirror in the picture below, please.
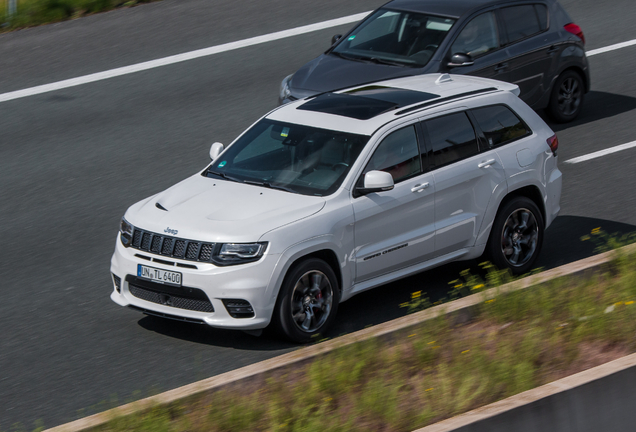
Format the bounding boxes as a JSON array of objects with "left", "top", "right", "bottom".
[
  {"left": 331, "top": 34, "right": 343, "bottom": 45},
  {"left": 355, "top": 170, "right": 394, "bottom": 196},
  {"left": 447, "top": 53, "right": 474, "bottom": 68},
  {"left": 209, "top": 142, "right": 224, "bottom": 161}
]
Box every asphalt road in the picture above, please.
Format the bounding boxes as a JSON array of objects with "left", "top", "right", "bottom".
[{"left": 1, "top": 0, "right": 636, "bottom": 428}]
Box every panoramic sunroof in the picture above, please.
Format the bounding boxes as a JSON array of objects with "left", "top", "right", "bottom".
[{"left": 297, "top": 87, "right": 440, "bottom": 120}]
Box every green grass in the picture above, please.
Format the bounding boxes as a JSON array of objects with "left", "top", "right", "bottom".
[
  {"left": 88, "top": 233, "right": 636, "bottom": 432},
  {"left": 0, "top": 0, "right": 157, "bottom": 31}
]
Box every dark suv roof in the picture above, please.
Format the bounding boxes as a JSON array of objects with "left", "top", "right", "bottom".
[{"left": 387, "top": 0, "right": 547, "bottom": 18}]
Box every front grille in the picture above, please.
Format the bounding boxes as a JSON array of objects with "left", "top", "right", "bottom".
[
  {"left": 129, "top": 228, "right": 215, "bottom": 263},
  {"left": 126, "top": 276, "right": 214, "bottom": 313}
]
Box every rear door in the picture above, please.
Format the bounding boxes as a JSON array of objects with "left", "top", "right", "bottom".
[
  {"left": 352, "top": 124, "right": 436, "bottom": 282},
  {"left": 420, "top": 111, "right": 506, "bottom": 257},
  {"left": 497, "top": 4, "right": 556, "bottom": 106}
]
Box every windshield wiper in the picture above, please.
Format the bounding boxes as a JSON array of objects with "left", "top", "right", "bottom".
[
  {"left": 358, "top": 56, "right": 408, "bottom": 67},
  {"left": 330, "top": 51, "right": 366, "bottom": 62},
  {"left": 205, "top": 170, "right": 241, "bottom": 182},
  {"left": 243, "top": 180, "right": 295, "bottom": 193}
]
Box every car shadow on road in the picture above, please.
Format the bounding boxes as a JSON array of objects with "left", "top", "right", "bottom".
[
  {"left": 136, "top": 316, "right": 297, "bottom": 350},
  {"left": 540, "top": 90, "right": 636, "bottom": 131},
  {"left": 137, "top": 215, "right": 635, "bottom": 348},
  {"left": 332, "top": 215, "right": 636, "bottom": 339}
]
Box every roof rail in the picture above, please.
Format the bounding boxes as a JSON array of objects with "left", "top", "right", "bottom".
[{"left": 394, "top": 87, "right": 498, "bottom": 116}]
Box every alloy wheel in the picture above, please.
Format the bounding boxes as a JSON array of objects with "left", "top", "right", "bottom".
[
  {"left": 501, "top": 208, "right": 539, "bottom": 267},
  {"left": 290, "top": 270, "right": 333, "bottom": 333}
]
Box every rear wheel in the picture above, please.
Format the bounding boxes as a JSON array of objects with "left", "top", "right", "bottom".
[
  {"left": 547, "top": 70, "right": 584, "bottom": 123},
  {"left": 487, "top": 197, "right": 544, "bottom": 275},
  {"left": 273, "top": 258, "right": 340, "bottom": 343}
]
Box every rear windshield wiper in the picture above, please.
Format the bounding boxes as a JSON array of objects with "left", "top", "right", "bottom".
[
  {"left": 243, "top": 180, "right": 295, "bottom": 193},
  {"left": 205, "top": 170, "right": 241, "bottom": 182}
]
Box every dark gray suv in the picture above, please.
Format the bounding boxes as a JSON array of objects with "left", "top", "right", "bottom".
[{"left": 279, "top": 0, "right": 589, "bottom": 123}]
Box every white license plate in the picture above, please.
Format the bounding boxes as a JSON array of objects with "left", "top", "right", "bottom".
[{"left": 137, "top": 264, "right": 182, "bottom": 286}]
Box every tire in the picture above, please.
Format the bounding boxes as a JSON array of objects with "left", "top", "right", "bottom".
[
  {"left": 547, "top": 70, "right": 584, "bottom": 123},
  {"left": 487, "top": 196, "right": 544, "bottom": 275},
  {"left": 273, "top": 258, "right": 340, "bottom": 343}
]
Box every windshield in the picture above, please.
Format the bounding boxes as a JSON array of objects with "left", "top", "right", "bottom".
[
  {"left": 332, "top": 9, "right": 455, "bottom": 68},
  {"left": 204, "top": 120, "right": 370, "bottom": 196}
]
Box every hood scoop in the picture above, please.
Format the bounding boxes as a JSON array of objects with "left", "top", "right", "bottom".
[{"left": 155, "top": 202, "right": 168, "bottom": 211}]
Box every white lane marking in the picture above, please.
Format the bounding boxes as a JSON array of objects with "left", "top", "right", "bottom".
[
  {"left": 0, "top": 11, "right": 371, "bottom": 103},
  {"left": 587, "top": 39, "right": 636, "bottom": 56},
  {"left": 564, "top": 140, "right": 636, "bottom": 164},
  {"left": 0, "top": 18, "right": 634, "bottom": 103}
]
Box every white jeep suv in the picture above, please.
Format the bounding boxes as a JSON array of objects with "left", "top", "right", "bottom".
[{"left": 111, "top": 74, "right": 562, "bottom": 342}]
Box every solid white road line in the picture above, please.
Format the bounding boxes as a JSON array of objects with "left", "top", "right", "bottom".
[
  {"left": 0, "top": 11, "right": 371, "bottom": 103},
  {"left": 0, "top": 16, "right": 635, "bottom": 103},
  {"left": 564, "top": 140, "right": 636, "bottom": 164},
  {"left": 586, "top": 39, "right": 636, "bottom": 56}
]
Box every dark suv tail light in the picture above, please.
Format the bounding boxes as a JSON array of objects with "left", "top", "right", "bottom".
[
  {"left": 547, "top": 134, "right": 559, "bottom": 156},
  {"left": 564, "top": 23, "right": 585, "bottom": 45}
]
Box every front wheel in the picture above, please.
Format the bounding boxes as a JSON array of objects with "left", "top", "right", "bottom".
[
  {"left": 487, "top": 197, "right": 544, "bottom": 275},
  {"left": 273, "top": 258, "right": 340, "bottom": 343},
  {"left": 547, "top": 70, "right": 584, "bottom": 123}
]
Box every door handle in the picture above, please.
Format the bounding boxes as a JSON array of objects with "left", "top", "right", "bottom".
[
  {"left": 478, "top": 159, "right": 496, "bottom": 168},
  {"left": 411, "top": 182, "right": 430, "bottom": 193},
  {"left": 547, "top": 46, "right": 559, "bottom": 55},
  {"left": 494, "top": 62, "right": 508, "bottom": 72}
]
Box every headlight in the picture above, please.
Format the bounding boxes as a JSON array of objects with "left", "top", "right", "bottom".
[
  {"left": 213, "top": 242, "right": 267, "bottom": 265},
  {"left": 120, "top": 217, "right": 134, "bottom": 247},
  {"left": 279, "top": 74, "right": 293, "bottom": 102}
]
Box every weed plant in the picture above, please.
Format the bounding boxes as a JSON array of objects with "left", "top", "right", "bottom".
[{"left": 0, "top": 0, "right": 156, "bottom": 31}]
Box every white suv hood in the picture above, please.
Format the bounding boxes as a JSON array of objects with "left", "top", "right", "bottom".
[{"left": 126, "top": 174, "right": 326, "bottom": 243}]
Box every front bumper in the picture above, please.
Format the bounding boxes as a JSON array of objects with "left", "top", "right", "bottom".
[{"left": 110, "top": 235, "right": 281, "bottom": 330}]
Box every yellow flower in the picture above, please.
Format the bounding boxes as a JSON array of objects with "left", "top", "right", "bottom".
[
  {"left": 408, "top": 334, "right": 417, "bottom": 338},
  {"left": 425, "top": 388, "right": 434, "bottom": 392},
  {"left": 399, "top": 302, "right": 409, "bottom": 308},
  {"left": 591, "top": 227, "right": 601, "bottom": 234},
  {"left": 461, "top": 349, "right": 470, "bottom": 354},
  {"left": 472, "top": 284, "right": 485, "bottom": 290},
  {"left": 411, "top": 291, "right": 422, "bottom": 299},
  {"left": 626, "top": 301, "right": 635, "bottom": 305},
  {"left": 615, "top": 302, "right": 624, "bottom": 306},
  {"left": 427, "top": 341, "right": 436, "bottom": 345},
  {"left": 485, "top": 299, "right": 496, "bottom": 304}
]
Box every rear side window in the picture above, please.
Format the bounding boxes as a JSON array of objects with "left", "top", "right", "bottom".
[
  {"left": 500, "top": 5, "right": 543, "bottom": 44},
  {"left": 471, "top": 105, "right": 531, "bottom": 149},
  {"left": 363, "top": 125, "right": 421, "bottom": 183},
  {"left": 423, "top": 112, "right": 479, "bottom": 169}
]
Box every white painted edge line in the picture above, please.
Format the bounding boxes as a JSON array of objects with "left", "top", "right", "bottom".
[
  {"left": 564, "top": 140, "right": 636, "bottom": 164},
  {"left": 586, "top": 38, "right": 636, "bottom": 56},
  {"left": 0, "top": 11, "right": 371, "bottom": 103},
  {"left": 43, "top": 243, "right": 636, "bottom": 432},
  {"left": 1, "top": 18, "right": 635, "bottom": 104}
]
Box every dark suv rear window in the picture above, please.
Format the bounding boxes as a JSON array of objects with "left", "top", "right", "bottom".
[{"left": 471, "top": 105, "right": 531, "bottom": 149}]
